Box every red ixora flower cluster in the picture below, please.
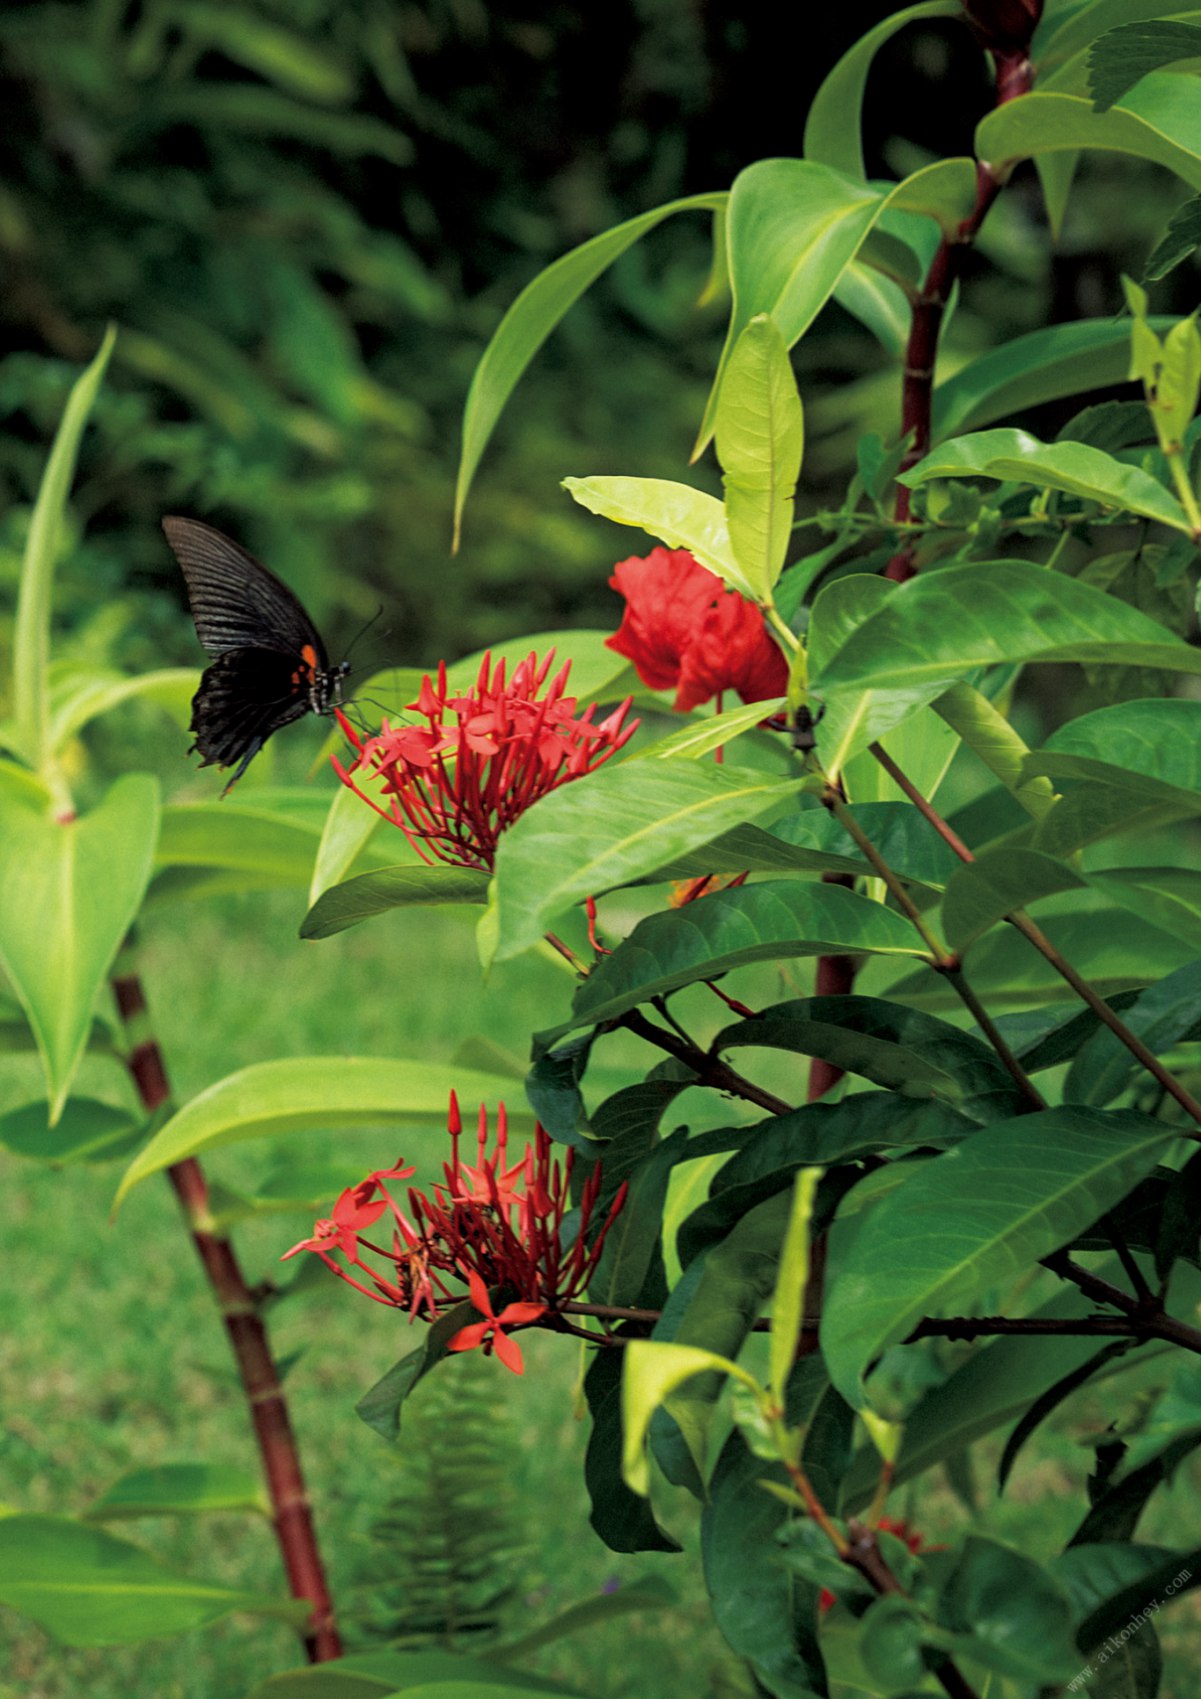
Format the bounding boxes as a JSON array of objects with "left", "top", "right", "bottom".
[
  {"left": 606, "top": 547, "right": 788, "bottom": 712},
  {"left": 283, "top": 1095, "right": 629, "bottom": 1374},
  {"left": 333, "top": 650, "right": 637, "bottom": 870}
]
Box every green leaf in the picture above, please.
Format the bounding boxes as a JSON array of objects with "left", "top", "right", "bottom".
[
  {"left": 245, "top": 1650, "right": 581, "bottom": 1699},
  {"left": 1027, "top": 698, "right": 1201, "bottom": 806},
  {"left": 715, "top": 996, "right": 1020, "bottom": 1121},
  {"left": 933, "top": 681, "right": 1058, "bottom": 821},
  {"left": 156, "top": 800, "right": 324, "bottom": 889},
  {"left": 491, "top": 761, "right": 814, "bottom": 963},
  {"left": 803, "top": 0, "right": 962, "bottom": 177},
  {"left": 941, "top": 846, "right": 1086, "bottom": 950},
  {"left": 696, "top": 157, "right": 975, "bottom": 452},
  {"left": 648, "top": 1190, "right": 796, "bottom": 1487},
  {"left": 85, "top": 1463, "right": 269, "bottom": 1521},
  {"left": 902, "top": 427, "right": 1191, "bottom": 531},
  {"left": 714, "top": 313, "right": 804, "bottom": 599},
  {"left": 932, "top": 319, "right": 1173, "bottom": 441},
  {"left": 813, "top": 561, "right": 1201, "bottom": 707},
  {"left": 46, "top": 662, "right": 196, "bottom": 750},
  {"left": 552, "top": 880, "right": 924, "bottom": 1039},
  {"left": 1064, "top": 958, "right": 1201, "bottom": 1107},
  {"left": 998, "top": 1342, "right": 1135, "bottom": 1495},
  {"left": 1146, "top": 192, "right": 1201, "bottom": 280},
  {"left": 841, "top": 1281, "right": 1172, "bottom": 1509},
  {"left": 309, "top": 781, "right": 384, "bottom": 905},
  {"left": 355, "top": 1303, "right": 477, "bottom": 1442},
  {"left": 561, "top": 475, "right": 755, "bottom": 597},
  {"left": 822, "top": 1108, "right": 1175, "bottom": 1409},
  {"left": 1089, "top": 865, "right": 1201, "bottom": 953},
  {"left": 806, "top": 574, "right": 947, "bottom": 774},
  {"left": 0, "top": 1513, "right": 305, "bottom": 1646},
  {"left": 493, "top": 1575, "right": 677, "bottom": 1661},
  {"left": 583, "top": 1350, "right": 681, "bottom": 1554},
  {"left": 1089, "top": 20, "right": 1201, "bottom": 112},
  {"left": 453, "top": 191, "right": 725, "bottom": 543},
  {"left": 300, "top": 864, "right": 489, "bottom": 939},
  {"left": 937, "top": 1536, "right": 1078, "bottom": 1682},
  {"left": 628, "top": 698, "right": 783, "bottom": 764},
  {"left": 113, "top": 1059, "right": 529, "bottom": 1207},
  {"left": 976, "top": 82, "right": 1201, "bottom": 194},
  {"left": 621, "top": 1340, "right": 759, "bottom": 1496},
  {"left": 769, "top": 1169, "right": 821, "bottom": 1407},
  {"left": 702, "top": 1430, "right": 826, "bottom": 1698},
  {"left": 857, "top": 1595, "right": 928, "bottom": 1692},
  {"left": 12, "top": 325, "right": 116, "bottom": 770},
  {"left": 0, "top": 774, "right": 160, "bottom": 1122},
  {"left": 0, "top": 1098, "right": 143, "bottom": 1165},
  {"left": 592, "top": 1128, "right": 690, "bottom": 1308}
]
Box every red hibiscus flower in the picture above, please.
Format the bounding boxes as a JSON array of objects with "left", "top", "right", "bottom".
[{"left": 605, "top": 547, "right": 787, "bottom": 712}]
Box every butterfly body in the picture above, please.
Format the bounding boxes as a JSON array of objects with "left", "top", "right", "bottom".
[{"left": 163, "top": 516, "right": 349, "bottom": 794}]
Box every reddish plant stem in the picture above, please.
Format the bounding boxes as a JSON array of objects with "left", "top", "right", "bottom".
[
  {"left": 884, "top": 48, "right": 1032, "bottom": 583},
  {"left": 868, "top": 741, "right": 1201, "bottom": 1130},
  {"left": 112, "top": 963, "right": 341, "bottom": 1663}
]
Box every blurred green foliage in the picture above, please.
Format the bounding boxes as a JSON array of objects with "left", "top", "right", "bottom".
[{"left": 1, "top": 0, "right": 1197, "bottom": 730}]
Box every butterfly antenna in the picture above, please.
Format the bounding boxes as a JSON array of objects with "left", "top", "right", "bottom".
[{"left": 343, "top": 605, "right": 388, "bottom": 661}]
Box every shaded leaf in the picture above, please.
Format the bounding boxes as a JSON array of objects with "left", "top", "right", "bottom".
[{"left": 300, "top": 864, "right": 489, "bottom": 939}]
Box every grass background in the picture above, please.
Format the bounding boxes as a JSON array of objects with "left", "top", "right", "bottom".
[{"left": 3, "top": 816, "right": 1201, "bottom": 1697}]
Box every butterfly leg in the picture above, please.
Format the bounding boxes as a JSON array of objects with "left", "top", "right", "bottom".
[{"left": 220, "top": 737, "right": 265, "bottom": 798}]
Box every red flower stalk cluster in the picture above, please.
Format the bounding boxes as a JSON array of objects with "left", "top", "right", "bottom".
[
  {"left": 283, "top": 1095, "right": 629, "bottom": 1374},
  {"left": 819, "top": 1519, "right": 929, "bottom": 1613},
  {"left": 606, "top": 547, "right": 788, "bottom": 712},
  {"left": 333, "top": 651, "right": 637, "bottom": 870}
]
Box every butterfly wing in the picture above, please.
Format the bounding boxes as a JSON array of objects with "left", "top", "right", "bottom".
[
  {"left": 163, "top": 516, "right": 330, "bottom": 666},
  {"left": 189, "top": 647, "right": 313, "bottom": 779}
]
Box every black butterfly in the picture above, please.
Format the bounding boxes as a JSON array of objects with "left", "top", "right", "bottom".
[{"left": 163, "top": 516, "right": 349, "bottom": 795}]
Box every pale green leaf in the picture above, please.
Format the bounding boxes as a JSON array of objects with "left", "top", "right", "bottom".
[
  {"left": 114, "top": 1059, "right": 530, "bottom": 1207},
  {"left": 561, "top": 476, "right": 755, "bottom": 598},
  {"left": 714, "top": 313, "right": 804, "bottom": 598},
  {"left": 769, "top": 1168, "right": 822, "bottom": 1407},
  {"left": 13, "top": 326, "right": 116, "bottom": 769},
  {"left": 621, "top": 1341, "right": 758, "bottom": 1496}
]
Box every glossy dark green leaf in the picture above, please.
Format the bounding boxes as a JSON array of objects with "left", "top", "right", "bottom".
[
  {"left": 492, "top": 761, "right": 815, "bottom": 962},
  {"left": 702, "top": 1431, "right": 825, "bottom": 1699},
  {"left": 841, "top": 1282, "right": 1172, "bottom": 1510},
  {"left": 583, "top": 1350, "right": 680, "bottom": 1555},
  {"left": 1146, "top": 192, "right": 1201, "bottom": 279},
  {"left": 715, "top": 996, "right": 1021, "bottom": 1120},
  {"left": 941, "top": 845, "right": 1086, "bottom": 950},
  {"left": 813, "top": 563, "right": 1201, "bottom": 713},
  {"left": 1090, "top": 21, "right": 1201, "bottom": 112},
  {"left": 554, "top": 881, "right": 922, "bottom": 1040},
  {"left": 677, "top": 1093, "right": 971, "bottom": 1268},
  {"left": 937, "top": 1536, "right": 1078, "bottom": 1681},
  {"left": 647, "top": 1189, "right": 793, "bottom": 1483},
  {"left": 300, "top": 863, "right": 489, "bottom": 938},
  {"left": 355, "top": 1303, "right": 475, "bottom": 1441},
  {"left": 998, "top": 1342, "right": 1135, "bottom": 1495},
  {"left": 524, "top": 1032, "right": 596, "bottom": 1147},
  {"left": 823, "top": 1108, "right": 1175, "bottom": 1409},
  {"left": 592, "top": 1128, "right": 690, "bottom": 1307},
  {"left": 1076, "top": 1543, "right": 1201, "bottom": 1661},
  {"left": 1028, "top": 699, "right": 1201, "bottom": 806},
  {"left": 857, "top": 1595, "right": 928, "bottom": 1693},
  {"left": 932, "top": 320, "right": 1168, "bottom": 440},
  {"left": 1064, "top": 958, "right": 1201, "bottom": 1106}
]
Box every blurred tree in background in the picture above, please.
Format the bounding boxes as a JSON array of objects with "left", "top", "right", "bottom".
[{"left": 0, "top": 0, "right": 1196, "bottom": 701}]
